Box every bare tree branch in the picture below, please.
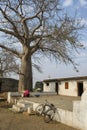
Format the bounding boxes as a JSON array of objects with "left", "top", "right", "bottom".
[
  {"left": 0, "top": 44, "right": 22, "bottom": 58},
  {"left": 0, "top": 49, "right": 19, "bottom": 77},
  {"left": 31, "top": 38, "right": 42, "bottom": 54},
  {"left": 0, "top": 7, "right": 24, "bottom": 43}
]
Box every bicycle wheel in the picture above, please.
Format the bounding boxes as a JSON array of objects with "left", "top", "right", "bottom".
[
  {"left": 35, "top": 104, "right": 44, "bottom": 116},
  {"left": 44, "top": 109, "right": 55, "bottom": 123}
]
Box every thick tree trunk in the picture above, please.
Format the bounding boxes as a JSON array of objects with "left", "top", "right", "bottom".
[{"left": 18, "top": 45, "right": 33, "bottom": 92}]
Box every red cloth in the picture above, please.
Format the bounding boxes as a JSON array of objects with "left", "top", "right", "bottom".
[{"left": 23, "top": 90, "right": 30, "bottom": 97}]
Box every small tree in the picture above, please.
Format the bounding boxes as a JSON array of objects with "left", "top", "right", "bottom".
[
  {"left": 0, "top": 49, "right": 19, "bottom": 77},
  {"left": 0, "top": 0, "right": 83, "bottom": 92},
  {"left": 34, "top": 81, "right": 43, "bottom": 92}
]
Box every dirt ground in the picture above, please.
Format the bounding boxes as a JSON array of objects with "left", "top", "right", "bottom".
[{"left": 0, "top": 100, "right": 80, "bottom": 130}]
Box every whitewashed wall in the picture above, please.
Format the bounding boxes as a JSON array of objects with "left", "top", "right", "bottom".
[
  {"left": 58, "top": 81, "right": 77, "bottom": 96},
  {"left": 43, "top": 82, "right": 55, "bottom": 92},
  {"left": 43, "top": 79, "right": 87, "bottom": 96},
  {"left": 83, "top": 81, "right": 87, "bottom": 91},
  {"left": 57, "top": 91, "right": 87, "bottom": 130}
]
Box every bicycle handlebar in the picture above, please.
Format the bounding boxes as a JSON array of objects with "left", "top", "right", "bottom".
[{"left": 45, "top": 99, "right": 55, "bottom": 108}]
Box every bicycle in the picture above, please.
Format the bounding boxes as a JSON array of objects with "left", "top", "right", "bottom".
[{"left": 35, "top": 100, "right": 57, "bottom": 123}]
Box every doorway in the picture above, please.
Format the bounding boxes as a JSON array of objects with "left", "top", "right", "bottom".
[
  {"left": 0, "top": 81, "right": 2, "bottom": 92},
  {"left": 55, "top": 82, "right": 59, "bottom": 95},
  {"left": 77, "top": 82, "right": 83, "bottom": 96}
]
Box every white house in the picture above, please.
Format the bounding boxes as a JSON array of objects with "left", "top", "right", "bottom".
[{"left": 43, "top": 76, "right": 87, "bottom": 96}]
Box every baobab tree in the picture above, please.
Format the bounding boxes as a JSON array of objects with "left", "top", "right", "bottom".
[{"left": 0, "top": 0, "right": 83, "bottom": 92}]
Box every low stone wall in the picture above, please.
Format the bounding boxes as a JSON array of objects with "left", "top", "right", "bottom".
[
  {"left": 32, "top": 91, "right": 87, "bottom": 130},
  {"left": 7, "top": 91, "right": 87, "bottom": 130},
  {"left": 7, "top": 92, "right": 21, "bottom": 103},
  {"left": 54, "top": 91, "right": 87, "bottom": 130}
]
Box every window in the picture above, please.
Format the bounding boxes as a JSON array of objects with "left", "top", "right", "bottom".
[
  {"left": 46, "top": 83, "right": 49, "bottom": 86},
  {"left": 65, "top": 82, "right": 69, "bottom": 89}
]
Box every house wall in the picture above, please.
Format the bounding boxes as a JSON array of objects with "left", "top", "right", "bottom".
[
  {"left": 43, "top": 79, "right": 87, "bottom": 96},
  {"left": 83, "top": 81, "right": 87, "bottom": 91},
  {"left": 43, "top": 82, "right": 55, "bottom": 92},
  {"left": 59, "top": 81, "right": 77, "bottom": 96},
  {"left": 59, "top": 80, "right": 87, "bottom": 96}
]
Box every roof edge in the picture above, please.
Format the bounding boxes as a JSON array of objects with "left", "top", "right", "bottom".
[{"left": 43, "top": 76, "right": 87, "bottom": 82}]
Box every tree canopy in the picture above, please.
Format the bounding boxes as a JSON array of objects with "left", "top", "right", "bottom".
[{"left": 0, "top": 0, "right": 83, "bottom": 91}]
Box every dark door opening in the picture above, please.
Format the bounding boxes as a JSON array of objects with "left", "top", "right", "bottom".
[
  {"left": 77, "top": 82, "right": 83, "bottom": 96},
  {"left": 55, "top": 82, "right": 59, "bottom": 95},
  {"left": 0, "top": 82, "right": 2, "bottom": 92}
]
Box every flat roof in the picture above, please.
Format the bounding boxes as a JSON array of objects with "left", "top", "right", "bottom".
[{"left": 43, "top": 76, "right": 87, "bottom": 82}]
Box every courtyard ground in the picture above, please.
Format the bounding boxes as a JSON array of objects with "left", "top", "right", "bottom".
[{"left": 25, "top": 94, "right": 81, "bottom": 111}]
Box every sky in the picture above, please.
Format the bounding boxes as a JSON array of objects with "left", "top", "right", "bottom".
[{"left": 32, "top": 0, "right": 87, "bottom": 86}]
